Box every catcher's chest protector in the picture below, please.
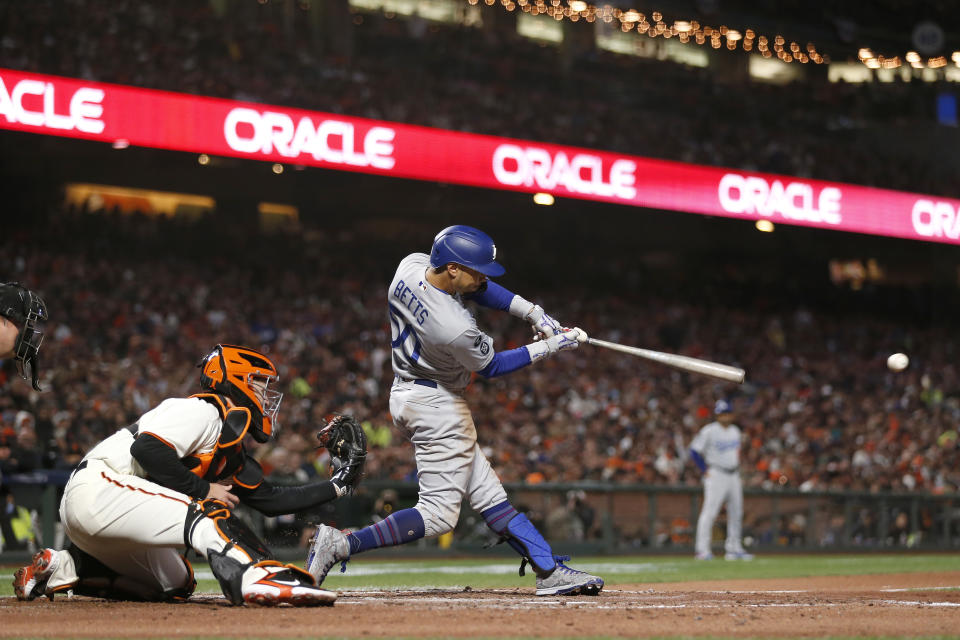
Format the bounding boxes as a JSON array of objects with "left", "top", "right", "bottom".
[{"left": 182, "top": 394, "right": 250, "bottom": 482}]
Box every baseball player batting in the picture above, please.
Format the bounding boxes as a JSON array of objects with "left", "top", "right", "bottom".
[
  {"left": 690, "top": 399, "right": 754, "bottom": 560},
  {"left": 13, "top": 344, "right": 365, "bottom": 606},
  {"left": 307, "top": 225, "right": 603, "bottom": 596}
]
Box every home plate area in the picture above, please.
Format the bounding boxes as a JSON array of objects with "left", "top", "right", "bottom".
[{"left": 3, "top": 575, "right": 959, "bottom": 638}]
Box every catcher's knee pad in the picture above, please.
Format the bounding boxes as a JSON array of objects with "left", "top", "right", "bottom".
[
  {"left": 184, "top": 498, "right": 273, "bottom": 604},
  {"left": 503, "top": 513, "right": 556, "bottom": 577},
  {"left": 160, "top": 555, "right": 197, "bottom": 603}
]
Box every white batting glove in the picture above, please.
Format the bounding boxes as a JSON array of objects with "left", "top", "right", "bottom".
[
  {"left": 524, "top": 304, "right": 563, "bottom": 340},
  {"left": 527, "top": 327, "right": 587, "bottom": 362}
]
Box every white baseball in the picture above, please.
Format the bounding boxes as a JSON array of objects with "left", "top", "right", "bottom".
[{"left": 887, "top": 352, "right": 909, "bottom": 372}]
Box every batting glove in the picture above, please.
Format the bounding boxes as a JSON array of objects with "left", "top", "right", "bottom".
[
  {"left": 527, "top": 327, "right": 587, "bottom": 362},
  {"left": 524, "top": 304, "right": 563, "bottom": 340}
]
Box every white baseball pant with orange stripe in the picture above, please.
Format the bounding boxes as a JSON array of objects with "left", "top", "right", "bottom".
[{"left": 47, "top": 459, "right": 252, "bottom": 598}]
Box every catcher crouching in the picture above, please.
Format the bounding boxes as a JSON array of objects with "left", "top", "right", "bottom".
[{"left": 13, "top": 344, "right": 366, "bottom": 606}]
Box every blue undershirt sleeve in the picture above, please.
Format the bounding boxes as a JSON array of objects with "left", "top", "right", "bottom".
[
  {"left": 477, "top": 346, "right": 532, "bottom": 378},
  {"left": 464, "top": 281, "right": 515, "bottom": 311},
  {"left": 690, "top": 449, "right": 706, "bottom": 472}
]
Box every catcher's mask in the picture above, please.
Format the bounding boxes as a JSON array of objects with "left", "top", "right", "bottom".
[
  {"left": 0, "top": 282, "right": 48, "bottom": 391},
  {"left": 199, "top": 344, "right": 282, "bottom": 443}
]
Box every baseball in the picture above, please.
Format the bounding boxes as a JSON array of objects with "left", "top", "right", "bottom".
[{"left": 887, "top": 352, "right": 909, "bottom": 372}]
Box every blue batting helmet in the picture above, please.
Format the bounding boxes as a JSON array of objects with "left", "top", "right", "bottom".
[
  {"left": 429, "top": 225, "right": 505, "bottom": 277},
  {"left": 714, "top": 399, "right": 733, "bottom": 415}
]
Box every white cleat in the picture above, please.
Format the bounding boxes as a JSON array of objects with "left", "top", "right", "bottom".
[
  {"left": 535, "top": 556, "right": 604, "bottom": 596},
  {"left": 242, "top": 562, "right": 336, "bottom": 607},
  {"left": 306, "top": 524, "right": 351, "bottom": 586},
  {"left": 694, "top": 552, "right": 715, "bottom": 560},
  {"left": 724, "top": 551, "right": 755, "bottom": 561}
]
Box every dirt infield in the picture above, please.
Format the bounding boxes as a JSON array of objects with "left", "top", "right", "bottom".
[{"left": 3, "top": 572, "right": 960, "bottom": 638}]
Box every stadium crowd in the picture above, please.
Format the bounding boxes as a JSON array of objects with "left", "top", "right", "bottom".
[
  {"left": 3, "top": 0, "right": 959, "bottom": 550},
  {"left": 0, "top": 0, "right": 954, "bottom": 197},
  {"left": 2, "top": 210, "right": 958, "bottom": 503}
]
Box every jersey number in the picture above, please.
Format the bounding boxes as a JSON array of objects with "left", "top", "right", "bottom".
[{"left": 388, "top": 304, "right": 422, "bottom": 362}]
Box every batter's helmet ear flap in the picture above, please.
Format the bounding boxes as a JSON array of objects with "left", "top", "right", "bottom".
[{"left": 429, "top": 225, "right": 505, "bottom": 277}]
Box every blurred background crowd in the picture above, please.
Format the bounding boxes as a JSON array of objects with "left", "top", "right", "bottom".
[{"left": 2, "top": 210, "right": 957, "bottom": 496}]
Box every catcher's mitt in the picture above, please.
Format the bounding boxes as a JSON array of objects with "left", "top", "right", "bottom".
[{"left": 317, "top": 414, "right": 367, "bottom": 497}]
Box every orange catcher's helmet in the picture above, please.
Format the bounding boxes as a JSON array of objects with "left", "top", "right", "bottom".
[{"left": 199, "top": 344, "right": 283, "bottom": 442}]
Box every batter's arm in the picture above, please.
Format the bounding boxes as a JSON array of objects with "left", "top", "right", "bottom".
[
  {"left": 477, "top": 346, "right": 532, "bottom": 378},
  {"left": 476, "top": 328, "right": 587, "bottom": 378},
  {"left": 464, "top": 280, "right": 514, "bottom": 311},
  {"left": 465, "top": 283, "right": 562, "bottom": 337}
]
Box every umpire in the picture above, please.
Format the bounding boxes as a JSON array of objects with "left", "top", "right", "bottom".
[{"left": 0, "top": 282, "right": 48, "bottom": 391}]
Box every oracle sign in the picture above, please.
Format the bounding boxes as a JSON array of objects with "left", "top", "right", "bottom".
[
  {"left": 718, "top": 173, "right": 842, "bottom": 224},
  {"left": 912, "top": 199, "right": 960, "bottom": 240},
  {"left": 223, "top": 107, "right": 395, "bottom": 169},
  {"left": 492, "top": 144, "right": 637, "bottom": 200},
  {"left": 0, "top": 76, "right": 104, "bottom": 134},
  {"left": 3, "top": 67, "right": 960, "bottom": 246}
]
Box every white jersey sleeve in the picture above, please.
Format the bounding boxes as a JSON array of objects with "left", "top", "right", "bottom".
[
  {"left": 137, "top": 397, "right": 221, "bottom": 458},
  {"left": 388, "top": 253, "right": 495, "bottom": 392},
  {"left": 82, "top": 397, "right": 221, "bottom": 476}
]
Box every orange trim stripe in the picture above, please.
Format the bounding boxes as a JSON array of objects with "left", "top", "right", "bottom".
[
  {"left": 189, "top": 393, "right": 229, "bottom": 418},
  {"left": 232, "top": 473, "right": 261, "bottom": 490},
  {"left": 138, "top": 431, "right": 179, "bottom": 451},
  {"left": 99, "top": 471, "right": 191, "bottom": 505}
]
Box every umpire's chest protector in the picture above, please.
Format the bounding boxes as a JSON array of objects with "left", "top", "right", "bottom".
[{"left": 180, "top": 394, "right": 252, "bottom": 482}]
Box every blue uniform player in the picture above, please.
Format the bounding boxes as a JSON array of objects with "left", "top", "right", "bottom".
[
  {"left": 308, "top": 225, "right": 604, "bottom": 596},
  {"left": 690, "top": 400, "right": 753, "bottom": 560}
]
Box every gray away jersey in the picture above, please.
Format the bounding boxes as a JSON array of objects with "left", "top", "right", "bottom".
[
  {"left": 690, "top": 421, "right": 742, "bottom": 470},
  {"left": 388, "top": 253, "right": 495, "bottom": 392}
]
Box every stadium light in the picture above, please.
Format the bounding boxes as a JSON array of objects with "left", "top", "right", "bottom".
[{"left": 533, "top": 192, "right": 555, "bottom": 206}]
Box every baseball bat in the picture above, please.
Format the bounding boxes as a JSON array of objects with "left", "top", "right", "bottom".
[{"left": 585, "top": 337, "right": 746, "bottom": 384}]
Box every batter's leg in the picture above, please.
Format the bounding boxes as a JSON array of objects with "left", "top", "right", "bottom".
[
  {"left": 340, "top": 387, "right": 474, "bottom": 557},
  {"left": 391, "top": 385, "right": 476, "bottom": 538},
  {"left": 462, "top": 443, "right": 556, "bottom": 575},
  {"left": 695, "top": 473, "right": 724, "bottom": 557}
]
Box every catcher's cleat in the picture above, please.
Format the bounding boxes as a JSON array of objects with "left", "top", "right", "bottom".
[
  {"left": 13, "top": 548, "right": 60, "bottom": 601},
  {"left": 306, "top": 524, "right": 350, "bottom": 586},
  {"left": 242, "top": 562, "right": 336, "bottom": 607},
  {"left": 534, "top": 556, "right": 604, "bottom": 596}
]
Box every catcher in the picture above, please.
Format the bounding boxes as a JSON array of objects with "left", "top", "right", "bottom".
[{"left": 13, "top": 344, "right": 366, "bottom": 606}]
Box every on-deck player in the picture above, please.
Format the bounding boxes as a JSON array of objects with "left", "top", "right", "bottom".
[
  {"left": 690, "top": 399, "right": 753, "bottom": 560},
  {"left": 307, "top": 225, "right": 604, "bottom": 596},
  {"left": 13, "top": 344, "right": 364, "bottom": 606}
]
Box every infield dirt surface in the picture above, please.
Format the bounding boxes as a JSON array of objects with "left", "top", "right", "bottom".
[{"left": 3, "top": 572, "right": 960, "bottom": 638}]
